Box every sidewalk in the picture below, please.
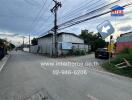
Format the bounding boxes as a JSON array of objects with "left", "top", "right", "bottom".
[{"left": 0, "top": 54, "right": 10, "bottom": 72}]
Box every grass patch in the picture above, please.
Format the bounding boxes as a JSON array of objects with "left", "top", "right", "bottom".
[{"left": 102, "top": 47, "right": 132, "bottom": 78}]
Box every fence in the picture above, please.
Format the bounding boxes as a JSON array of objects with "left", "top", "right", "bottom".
[{"left": 30, "top": 43, "right": 91, "bottom": 56}]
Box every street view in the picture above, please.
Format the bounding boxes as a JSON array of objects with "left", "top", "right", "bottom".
[{"left": 0, "top": 0, "right": 132, "bottom": 100}]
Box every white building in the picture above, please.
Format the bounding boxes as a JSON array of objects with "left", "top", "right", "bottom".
[{"left": 30, "top": 32, "right": 90, "bottom": 56}]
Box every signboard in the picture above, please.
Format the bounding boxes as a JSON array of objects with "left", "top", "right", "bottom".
[
  {"left": 97, "top": 20, "right": 115, "bottom": 39},
  {"left": 62, "top": 42, "right": 72, "bottom": 50},
  {"left": 111, "top": 5, "right": 124, "bottom": 16}
]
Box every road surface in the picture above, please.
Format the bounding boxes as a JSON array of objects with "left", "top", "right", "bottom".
[{"left": 0, "top": 51, "right": 132, "bottom": 100}]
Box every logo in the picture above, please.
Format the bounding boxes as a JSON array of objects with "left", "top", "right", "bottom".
[
  {"left": 111, "top": 5, "right": 125, "bottom": 16},
  {"left": 97, "top": 20, "right": 115, "bottom": 39}
]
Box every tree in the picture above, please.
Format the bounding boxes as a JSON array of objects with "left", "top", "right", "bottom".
[
  {"left": 0, "top": 39, "right": 5, "bottom": 46},
  {"left": 92, "top": 38, "right": 107, "bottom": 51},
  {"left": 9, "top": 43, "right": 15, "bottom": 50},
  {"left": 31, "top": 38, "right": 38, "bottom": 46},
  {"left": 79, "top": 30, "right": 107, "bottom": 51}
]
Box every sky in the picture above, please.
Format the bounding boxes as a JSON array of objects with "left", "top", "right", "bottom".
[{"left": 0, "top": 0, "right": 131, "bottom": 45}]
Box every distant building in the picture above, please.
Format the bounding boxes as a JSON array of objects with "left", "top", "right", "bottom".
[
  {"left": 30, "top": 32, "right": 90, "bottom": 56},
  {"left": 116, "top": 32, "right": 132, "bottom": 53}
]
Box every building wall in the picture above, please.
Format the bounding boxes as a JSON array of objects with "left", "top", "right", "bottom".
[
  {"left": 116, "top": 42, "right": 132, "bottom": 53},
  {"left": 57, "top": 35, "right": 62, "bottom": 42},
  {"left": 116, "top": 35, "right": 132, "bottom": 53},
  {"left": 38, "top": 36, "right": 53, "bottom": 55},
  {"left": 31, "top": 34, "right": 88, "bottom": 56},
  {"left": 30, "top": 45, "right": 38, "bottom": 53},
  {"left": 62, "top": 34, "right": 84, "bottom": 43},
  {"left": 38, "top": 36, "right": 53, "bottom": 44}
]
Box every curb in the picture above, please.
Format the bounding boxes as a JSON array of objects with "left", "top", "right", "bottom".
[
  {"left": 0, "top": 54, "right": 10, "bottom": 72},
  {"left": 86, "top": 67, "right": 132, "bottom": 81}
]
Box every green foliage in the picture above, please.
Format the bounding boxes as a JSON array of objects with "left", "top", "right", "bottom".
[
  {"left": 102, "top": 47, "right": 132, "bottom": 78},
  {"left": 69, "top": 49, "right": 86, "bottom": 56},
  {"left": 113, "top": 48, "right": 132, "bottom": 65},
  {"left": 68, "top": 49, "right": 74, "bottom": 55},
  {"left": 80, "top": 50, "right": 86, "bottom": 55},
  {"left": 0, "top": 39, "right": 5, "bottom": 46},
  {"left": 79, "top": 30, "right": 107, "bottom": 51},
  {"left": 102, "top": 62, "right": 132, "bottom": 78},
  {"left": 8, "top": 43, "right": 15, "bottom": 50},
  {"left": 120, "top": 47, "right": 132, "bottom": 54},
  {"left": 92, "top": 38, "right": 107, "bottom": 51},
  {"left": 80, "top": 31, "right": 98, "bottom": 44},
  {"left": 0, "top": 38, "right": 15, "bottom": 50},
  {"left": 31, "top": 38, "right": 38, "bottom": 45}
]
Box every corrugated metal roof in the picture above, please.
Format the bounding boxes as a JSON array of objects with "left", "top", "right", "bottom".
[
  {"left": 117, "top": 36, "right": 132, "bottom": 42},
  {"left": 38, "top": 32, "right": 81, "bottom": 39}
]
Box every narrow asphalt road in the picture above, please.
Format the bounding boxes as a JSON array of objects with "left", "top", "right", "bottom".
[{"left": 0, "top": 51, "right": 132, "bottom": 100}]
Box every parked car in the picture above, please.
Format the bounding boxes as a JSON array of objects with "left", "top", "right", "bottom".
[{"left": 95, "top": 48, "right": 112, "bottom": 59}]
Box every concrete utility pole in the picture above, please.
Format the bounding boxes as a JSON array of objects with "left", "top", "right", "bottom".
[
  {"left": 51, "top": 0, "right": 62, "bottom": 57},
  {"left": 22, "top": 36, "right": 25, "bottom": 51},
  {"left": 29, "top": 34, "right": 30, "bottom": 53}
]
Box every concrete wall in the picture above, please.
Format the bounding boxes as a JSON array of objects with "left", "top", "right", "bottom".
[
  {"left": 30, "top": 34, "right": 89, "bottom": 56},
  {"left": 37, "top": 36, "right": 53, "bottom": 55},
  {"left": 30, "top": 45, "right": 38, "bottom": 53},
  {"left": 116, "top": 35, "right": 132, "bottom": 53},
  {"left": 62, "top": 34, "right": 84, "bottom": 43},
  {"left": 30, "top": 43, "right": 90, "bottom": 56},
  {"left": 116, "top": 42, "right": 132, "bottom": 53},
  {"left": 72, "top": 44, "right": 90, "bottom": 52}
]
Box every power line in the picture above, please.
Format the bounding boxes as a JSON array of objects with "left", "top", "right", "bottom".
[
  {"left": 31, "top": 0, "right": 53, "bottom": 35},
  {"left": 38, "top": 1, "right": 132, "bottom": 37},
  {"left": 59, "top": 0, "right": 105, "bottom": 22},
  {"left": 24, "top": 0, "right": 41, "bottom": 6},
  {"left": 32, "top": 0, "right": 47, "bottom": 24},
  {"left": 38, "top": 0, "right": 110, "bottom": 36},
  {"left": 60, "top": 0, "right": 100, "bottom": 18},
  {"left": 36, "top": 0, "right": 98, "bottom": 35},
  {"left": 59, "top": 0, "right": 107, "bottom": 24},
  {"left": 39, "top": 0, "right": 118, "bottom": 36},
  {"left": 37, "top": 0, "right": 106, "bottom": 36},
  {"left": 58, "top": 0, "right": 119, "bottom": 28},
  {"left": 29, "top": 0, "right": 48, "bottom": 35},
  {"left": 58, "top": 2, "right": 132, "bottom": 30}
]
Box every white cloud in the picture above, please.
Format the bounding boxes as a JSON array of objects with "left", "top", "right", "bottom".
[{"left": 0, "top": 0, "right": 131, "bottom": 44}]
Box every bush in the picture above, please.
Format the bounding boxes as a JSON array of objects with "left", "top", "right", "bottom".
[
  {"left": 68, "top": 49, "right": 87, "bottom": 56},
  {"left": 68, "top": 49, "right": 74, "bottom": 55},
  {"left": 102, "top": 47, "right": 132, "bottom": 78},
  {"left": 120, "top": 47, "right": 132, "bottom": 54},
  {"left": 74, "top": 49, "right": 81, "bottom": 55},
  {"left": 72, "top": 49, "right": 86, "bottom": 56},
  {"left": 114, "top": 48, "right": 132, "bottom": 65},
  {"left": 81, "top": 50, "right": 86, "bottom": 55}
]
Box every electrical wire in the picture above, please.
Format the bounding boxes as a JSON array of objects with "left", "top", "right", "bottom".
[
  {"left": 58, "top": 0, "right": 119, "bottom": 28},
  {"left": 31, "top": 0, "right": 53, "bottom": 35},
  {"left": 60, "top": 0, "right": 103, "bottom": 20},
  {"left": 38, "top": 1, "right": 132, "bottom": 37},
  {"left": 58, "top": 2, "right": 132, "bottom": 30},
  {"left": 59, "top": 0, "right": 107, "bottom": 24},
  {"left": 37, "top": 0, "right": 108, "bottom": 34}
]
